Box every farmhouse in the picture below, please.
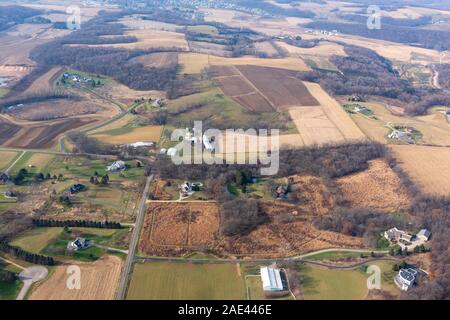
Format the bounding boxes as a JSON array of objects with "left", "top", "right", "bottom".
[
  {"left": 388, "top": 130, "right": 414, "bottom": 144},
  {"left": 67, "top": 237, "right": 91, "bottom": 251},
  {"left": 384, "top": 227, "right": 413, "bottom": 242},
  {"left": 394, "top": 268, "right": 418, "bottom": 291},
  {"left": 107, "top": 160, "right": 126, "bottom": 172},
  {"left": 0, "top": 172, "right": 9, "bottom": 185},
  {"left": 260, "top": 267, "right": 284, "bottom": 292}
]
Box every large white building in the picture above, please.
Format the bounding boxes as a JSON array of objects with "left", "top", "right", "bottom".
[
  {"left": 260, "top": 267, "right": 283, "bottom": 292},
  {"left": 395, "top": 268, "right": 418, "bottom": 291}
]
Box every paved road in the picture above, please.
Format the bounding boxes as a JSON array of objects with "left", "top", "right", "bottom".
[
  {"left": 93, "top": 243, "right": 129, "bottom": 255},
  {"left": 16, "top": 266, "right": 48, "bottom": 300},
  {"left": 116, "top": 174, "right": 154, "bottom": 300}
]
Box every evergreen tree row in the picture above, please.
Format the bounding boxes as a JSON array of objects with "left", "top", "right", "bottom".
[
  {"left": 0, "top": 242, "right": 55, "bottom": 266},
  {"left": 32, "top": 219, "right": 122, "bottom": 229}
]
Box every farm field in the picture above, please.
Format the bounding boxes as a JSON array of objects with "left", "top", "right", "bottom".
[
  {"left": 29, "top": 255, "right": 123, "bottom": 300},
  {"left": 21, "top": 66, "right": 63, "bottom": 96},
  {"left": 289, "top": 83, "right": 366, "bottom": 146},
  {"left": 254, "top": 41, "right": 280, "bottom": 57},
  {"left": 0, "top": 116, "right": 98, "bottom": 149},
  {"left": 119, "top": 15, "right": 181, "bottom": 31},
  {"left": 347, "top": 102, "right": 450, "bottom": 146},
  {"left": 11, "top": 227, "right": 63, "bottom": 254},
  {"left": 127, "top": 262, "right": 246, "bottom": 300},
  {"left": 91, "top": 125, "right": 163, "bottom": 145},
  {"left": 178, "top": 52, "right": 310, "bottom": 74},
  {"left": 211, "top": 65, "right": 319, "bottom": 112},
  {"left": 0, "top": 150, "right": 20, "bottom": 171},
  {"left": 335, "top": 159, "right": 411, "bottom": 212},
  {"left": 129, "top": 52, "right": 178, "bottom": 68},
  {"left": 389, "top": 145, "right": 450, "bottom": 196}
]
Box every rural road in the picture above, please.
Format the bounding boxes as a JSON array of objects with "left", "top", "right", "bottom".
[
  {"left": 116, "top": 174, "right": 154, "bottom": 300},
  {"left": 16, "top": 266, "right": 48, "bottom": 300},
  {"left": 136, "top": 248, "right": 391, "bottom": 265}
]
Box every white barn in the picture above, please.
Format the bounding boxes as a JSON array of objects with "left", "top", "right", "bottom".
[{"left": 260, "top": 267, "right": 283, "bottom": 291}]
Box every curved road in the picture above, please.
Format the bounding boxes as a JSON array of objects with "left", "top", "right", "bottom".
[{"left": 17, "top": 266, "right": 48, "bottom": 300}]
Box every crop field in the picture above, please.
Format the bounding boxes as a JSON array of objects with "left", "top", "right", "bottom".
[
  {"left": 127, "top": 261, "right": 246, "bottom": 300},
  {"left": 11, "top": 227, "right": 63, "bottom": 254},
  {"left": 22, "top": 66, "right": 63, "bottom": 96},
  {"left": 29, "top": 255, "right": 123, "bottom": 300},
  {"left": 7, "top": 99, "right": 102, "bottom": 121},
  {"left": 389, "top": 145, "right": 450, "bottom": 196},
  {"left": 91, "top": 125, "right": 163, "bottom": 145},
  {"left": 211, "top": 65, "right": 319, "bottom": 112},
  {"left": 288, "top": 83, "right": 366, "bottom": 146},
  {"left": 129, "top": 52, "right": 178, "bottom": 69},
  {"left": 87, "top": 29, "right": 189, "bottom": 50},
  {"left": 0, "top": 116, "right": 97, "bottom": 149},
  {"left": 188, "top": 41, "right": 231, "bottom": 57},
  {"left": 139, "top": 202, "right": 220, "bottom": 256},
  {"left": 178, "top": 52, "right": 310, "bottom": 75},
  {"left": 336, "top": 159, "right": 411, "bottom": 212}
]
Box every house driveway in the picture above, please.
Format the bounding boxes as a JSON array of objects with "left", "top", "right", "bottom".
[{"left": 17, "top": 266, "right": 48, "bottom": 300}]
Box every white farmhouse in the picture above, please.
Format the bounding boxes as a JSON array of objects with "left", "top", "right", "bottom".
[
  {"left": 260, "top": 267, "right": 283, "bottom": 292},
  {"left": 67, "top": 237, "right": 91, "bottom": 251}
]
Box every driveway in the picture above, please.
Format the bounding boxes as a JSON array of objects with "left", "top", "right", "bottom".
[{"left": 16, "top": 266, "right": 48, "bottom": 300}]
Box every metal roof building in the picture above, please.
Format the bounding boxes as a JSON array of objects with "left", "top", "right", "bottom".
[{"left": 260, "top": 267, "right": 283, "bottom": 291}]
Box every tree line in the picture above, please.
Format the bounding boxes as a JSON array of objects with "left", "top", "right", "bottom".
[
  {"left": 32, "top": 219, "right": 122, "bottom": 229},
  {"left": 0, "top": 242, "right": 55, "bottom": 266}
]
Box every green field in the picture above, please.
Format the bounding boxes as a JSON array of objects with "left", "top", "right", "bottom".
[
  {"left": 11, "top": 227, "right": 63, "bottom": 253},
  {"left": 187, "top": 25, "right": 219, "bottom": 36},
  {"left": 127, "top": 262, "right": 247, "bottom": 300},
  {"left": 0, "top": 279, "right": 22, "bottom": 300},
  {"left": 299, "top": 260, "right": 400, "bottom": 300},
  {"left": 0, "top": 87, "right": 8, "bottom": 98},
  {"left": 304, "top": 251, "right": 367, "bottom": 261},
  {"left": 0, "top": 150, "right": 20, "bottom": 171}
]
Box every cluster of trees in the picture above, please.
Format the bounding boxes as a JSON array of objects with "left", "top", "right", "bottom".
[
  {"left": 90, "top": 174, "right": 110, "bottom": 186},
  {"left": 0, "top": 242, "right": 55, "bottom": 266},
  {"left": 32, "top": 219, "right": 122, "bottom": 229},
  {"left": 12, "top": 168, "right": 64, "bottom": 185},
  {"left": 219, "top": 198, "right": 268, "bottom": 236},
  {"left": 298, "top": 45, "right": 450, "bottom": 116},
  {"left": 0, "top": 5, "right": 41, "bottom": 31},
  {"left": 0, "top": 269, "right": 17, "bottom": 282},
  {"left": 0, "top": 212, "right": 32, "bottom": 243},
  {"left": 436, "top": 64, "right": 450, "bottom": 90}
]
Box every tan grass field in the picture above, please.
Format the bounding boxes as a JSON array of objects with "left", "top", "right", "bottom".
[
  {"left": 254, "top": 41, "right": 280, "bottom": 57},
  {"left": 389, "top": 145, "right": 450, "bottom": 196},
  {"left": 0, "top": 150, "right": 19, "bottom": 171},
  {"left": 288, "top": 83, "right": 366, "bottom": 146},
  {"left": 23, "top": 66, "right": 63, "bottom": 95},
  {"left": 178, "top": 52, "right": 310, "bottom": 74},
  {"left": 92, "top": 125, "right": 163, "bottom": 144},
  {"left": 276, "top": 41, "right": 347, "bottom": 58},
  {"left": 89, "top": 29, "right": 189, "bottom": 50},
  {"left": 349, "top": 102, "right": 450, "bottom": 146},
  {"left": 29, "top": 255, "right": 123, "bottom": 300},
  {"left": 336, "top": 159, "right": 411, "bottom": 212}
]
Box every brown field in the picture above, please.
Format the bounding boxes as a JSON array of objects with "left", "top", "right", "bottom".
[
  {"left": 188, "top": 41, "right": 231, "bottom": 57},
  {"left": 7, "top": 99, "right": 102, "bottom": 121},
  {"left": 276, "top": 41, "right": 347, "bottom": 58},
  {"left": 178, "top": 52, "right": 310, "bottom": 74},
  {"left": 139, "top": 202, "right": 220, "bottom": 256},
  {"left": 288, "top": 83, "right": 366, "bottom": 146},
  {"left": 254, "top": 41, "right": 280, "bottom": 57},
  {"left": 336, "top": 159, "right": 411, "bottom": 212},
  {"left": 212, "top": 65, "right": 319, "bottom": 112},
  {"left": 0, "top": 115, "right": 98, "bottom": 149},
  {"left": 119, "top": 15, "right": 180, "bottom": 31},
  {"left": 129, "top": 52, "right": 178, "bottom": 68},
  {"left": 22, "top": 66, "right": 63, "bottom": 95},
  {"left": 389, "top": 145, "right": 450, "bottom": 196},
  {"left": 139, "top": 200, "right": 363, "bottom": 258},
  {"left": 29, "top": 255, "right": 123, "bottom": 300}
]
